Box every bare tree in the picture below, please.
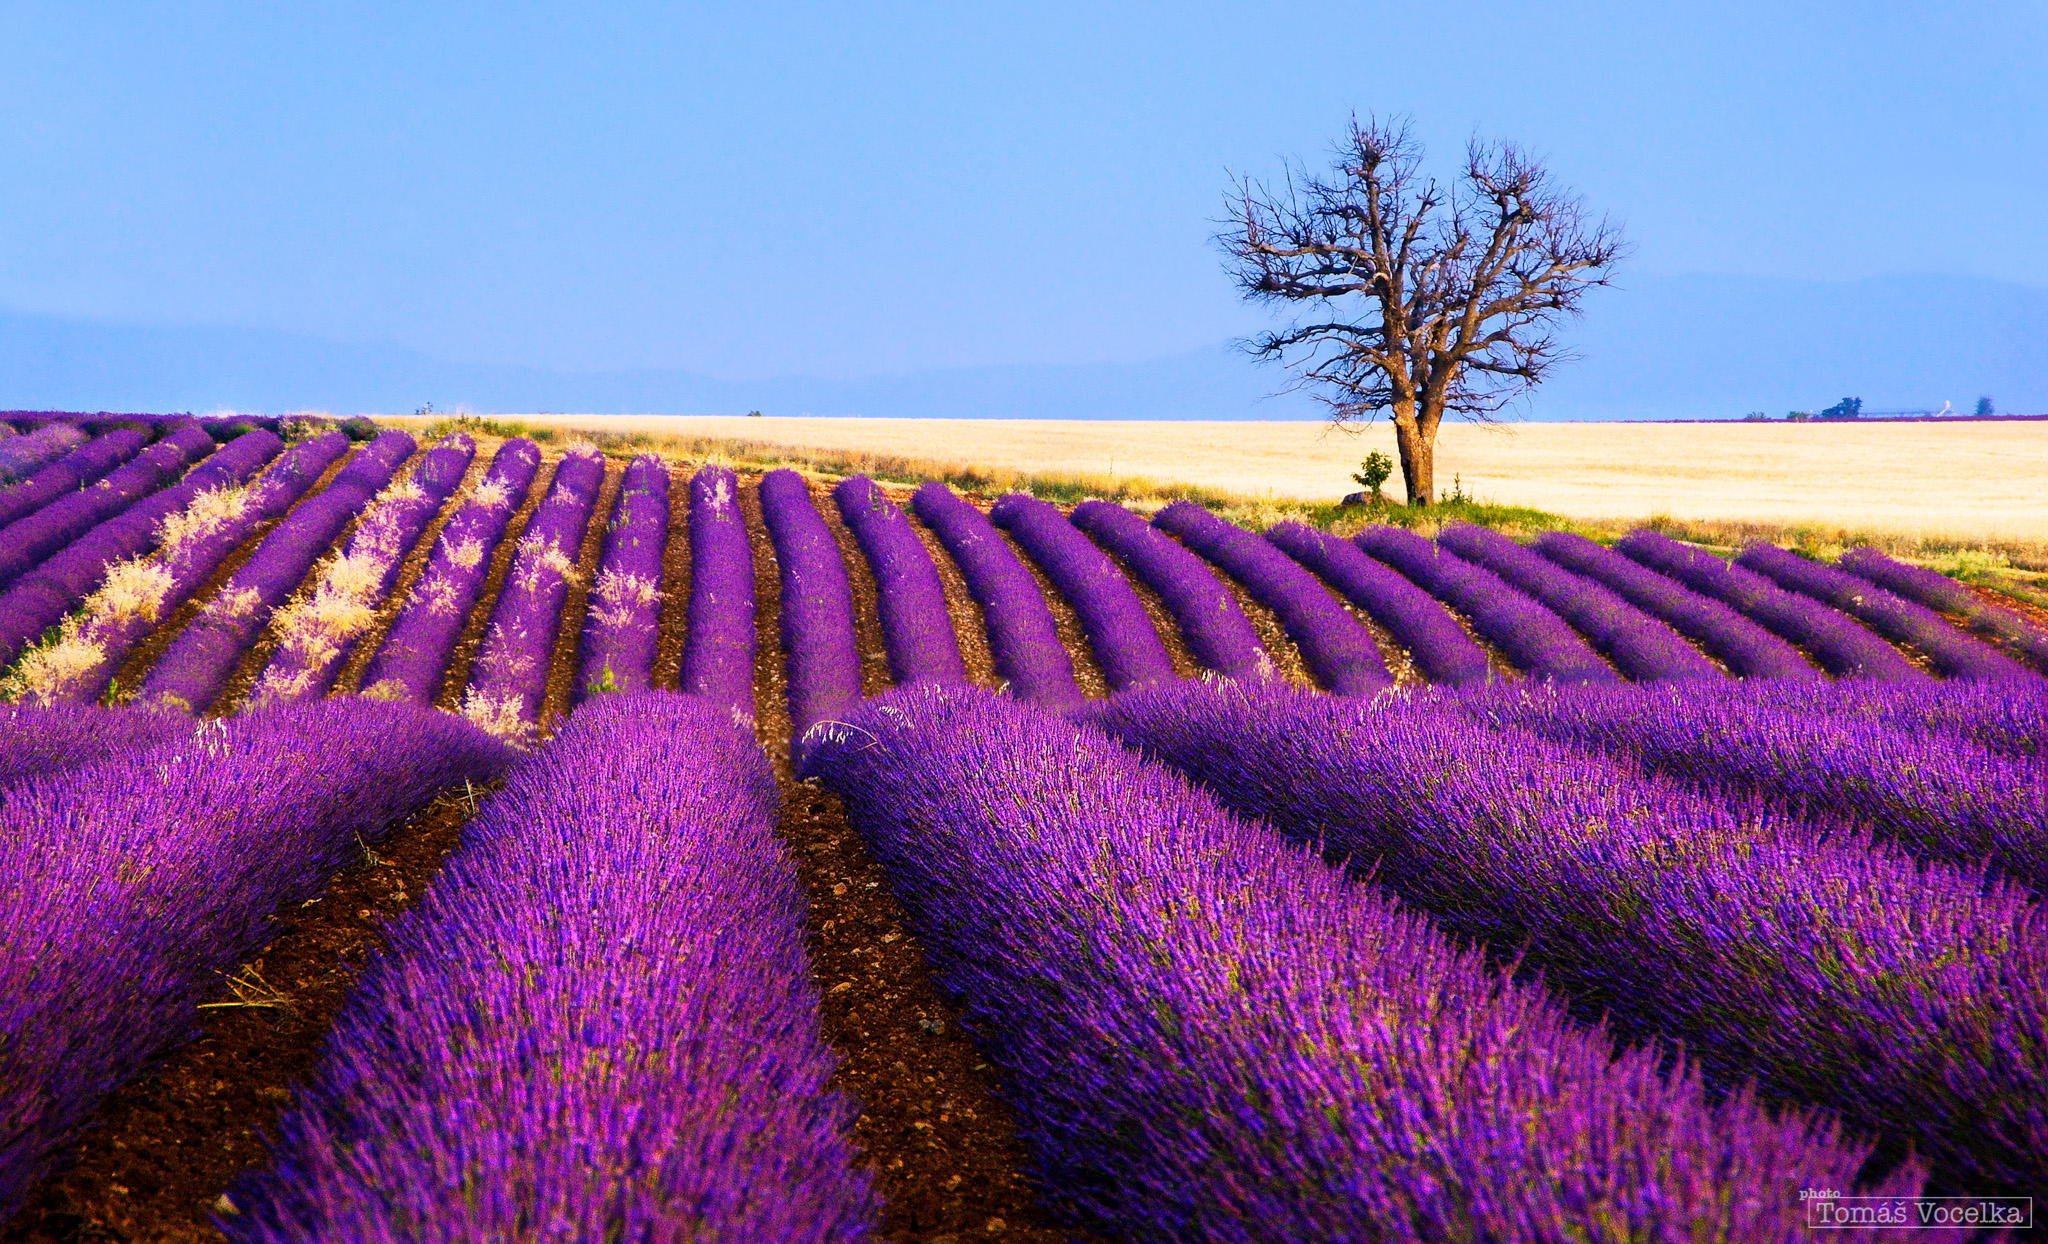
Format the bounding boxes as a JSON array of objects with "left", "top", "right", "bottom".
[{"left": 1220, "top": 117, "right": 1623, "bottom": 505}]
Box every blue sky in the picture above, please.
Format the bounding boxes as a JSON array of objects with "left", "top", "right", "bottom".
[{"left": 3, "top": 3, "right": 2044, "bottom": 388}]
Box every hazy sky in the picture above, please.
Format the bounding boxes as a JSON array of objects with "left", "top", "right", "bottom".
[{"left": 4, "top": 3, "right": 2043, "bottom": 380}]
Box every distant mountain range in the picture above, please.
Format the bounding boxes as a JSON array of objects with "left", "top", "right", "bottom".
[{"left": 3, "top": 273, "right": 2042, "bottom": 420}]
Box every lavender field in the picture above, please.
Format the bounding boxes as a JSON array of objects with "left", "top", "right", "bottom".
[{"left": 1, "top": 410, "right": 2043, "bottom": 1241}]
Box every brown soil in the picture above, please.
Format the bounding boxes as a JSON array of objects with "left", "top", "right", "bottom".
[
  {"left": 1225, "top": 585, "right": 1317, "bottom": 690},
  {"left": 892, "top": 498, "right": 1001, "bottom": 689},
  {"left": 331, "top": 443, "right": 497, "bottom": 695},
  {"left": 211, "top": 444, "right": 442, "bottom": 716},
  {"left": 106, "top": 447, "right": 361, "bottom": 701},
  {"left": 816, "top": 485, "right": 897, "bottom": 697},
  {"left": 741, "top": 477, "right": 1059, "bottom": 1243},
  {"left": 648, "top": 463, "right": 696, "bottom": 691},
  {"left": 6, "top": 790, "right": 485, "bottom": 1243},
  {"left": 435, "top": 455, "right": 557, "bottom": 711},
  {"left": 536, "top": 457, "right": 625, "bottom": 734}
]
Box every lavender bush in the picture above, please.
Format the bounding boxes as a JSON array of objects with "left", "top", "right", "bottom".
[
  {"left": 1438, "top": 523, "right": 1722, "bottom": 681},
  {"left": 1838, "top": 545, "right": 2048, "bottom": 672},
  {"left": 1533, "top": 530, "right": 1819, "bottom": 679},
  {"left": 0, "top": 429, "right": 281, "bottom": 666},
  {"left": 1091, "top": 678, "right": 2047, "bottom": 1190},
  {"left": 809, "top": 684, "right": 1921, "bottom": 1240},
  {"left": 1616, "top": 529, "right": 1921, "bottom": 680},
  {"left": 1737, "top": 543, "right": 2033, "bottom": 681},
  {"left": 987, "top": 492, "right": 1175, "bottom": 690},
  {"left": 0, "top": 698, "right": 512, "bottom": 1219},
  {"left": 357, "top": 439, "right": 543, "bottom": 704},
  {"left": 1070, "top": 499, "right": 1267, "bottom": 677},
  {"left": 224, "top": 693, "right": 875, "bottom": 1242},
  {"left": 0, "top": 422, "right": 89, "bottom": 489},
  {"left": 573, "top": 455, "right": 669, "bottom": 699},
  {"left": 1459, "top": 679, "right": 2048, "bottom": 893},
  {"left": 3, "top": 433, "right": 350, "bottom": 706},
  {"left": 0, "top": 423, "right": 214, "bottom": 591},
  {"left": 0, "top": 426, "right": 149, "bottom": 529},
  {"left": 759, "top": 470, "right": 861, "bottom": 748},
  {"left": 833, "top": 475, "right": 966, "bottom": 685},
  {"left": 137, "top": 430, "right": 418, "bottom": 714},
  {"left": 1153, "top": 502, "right": 1390, "bottom": 694},
  {"left": 913, "top": 482, "right": 1081, "bottom": 707},
  {"left": 677, "top": 466, "right": 756, "bottom": 717},
  {"left": 459, "top": 445, "right": 606, "bottom": 744},
  {"left": 1266, "top": 520, "right": 1490, "bottom": 686},
  {"left": 1355, "top": 525, "right": 1615, "bottom": 682},
  {"left": 249, "top": 434, "right": 477, "bottom": 706},
  {"left": 0, "top": 702, "right": 193, "bottom": 786}
]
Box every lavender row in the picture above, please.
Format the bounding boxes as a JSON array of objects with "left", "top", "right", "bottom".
[
  {"left": 677, "top": 466, "right": 757, "bottom": 718},
  {"left": 1746, "top": 676, "right": 2048, "bottom": 759},
  {"left": 0, "top": 429, "right": 282, "bottom": 666},
  {"left": 1838, "top": 545, "right": 2048, "bottom": 672},
  {"left": 1355, "top": 524, "right": 1616, "bottom": 682},
  {"left": 458, "top": 446, "right": 606, "bottom": 743},
  {"left": 3, "top": 434, "right": 350, "bottom": 706},
  {"left": 1615, "top": 529, "right": 1921, "bottom": 679},
  {"left": 1533, "top": 530, "right": 1820, "bottom": 678},
  {"left": 1459, "top": 680, "right": 2048, "bottom": 894},
  {"left": 1737, "top": 543, "right": 2034, "bottom": 681},
  {"left": 811, "top": 684, "right": 1916, "bottom": 1240},
  {"left": 1438, "top": 523, "right": 1723, "bottom": 681},
  {"left": 250, "top": 434, "right": 478, "bottom": 706},
  {"left": 574, "top": 454, "right": 669, "bottom": 699},
  {"left": 0, "top": 703, "right": 193, "bottom": 787},
  {"left": 0, "top": 423, "right": 215, "bottom": 591},
  {"left": 1266, "top": 520, "right": 1491, "bottom": 685},
  {"left": 0, "top": 422, "right": 88, "bottom": 488},
  {"left": 833, "top": 476, "right": 966, "bottom": 685},
  {"left": 0, "top": 699, "right": 512, "bottom": 1219},
  {"left": 759, "top": 470, "right": 861, "bottom": 748},
  {"left": 912, "top": 483, "right": 1082, "bottom": 707},
  {"left": 138, "top": 430, "right": 417, "bottom": 715},
  {"left": 1069, "top": 499, "right": 1267, "bottom": 677},
  {"left": 987, "top": 493, "right": 1176, "bottom": 690},
  {"left": 1154, "top": 502, "right": 1390, "bottom": 693},
  {"left": 358, "top": 440, "right": 544, "bottom": 703},
  {"left": 1090, "top": 679, "right": 2047, "bottom": 1189},
  {"left": 0, "top": 425, "right": 149, "bottom": 529},
  {"left": 225, "top": 693, "right": 874, "bottom": 1241}
]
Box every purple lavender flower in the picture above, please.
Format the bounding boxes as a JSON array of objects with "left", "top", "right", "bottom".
[
  {"left": 678, "top": 465, "right": 757, "bottom": 718},
  {"left": 1090, "top": 677, "right": 2047, "bottom": 1190},
  {"left": 1738, "top": 543, "right": 2033, "bottom": 681},
  {"left": 1533, "top": 530, "right": 1820, "bottom": 679},
  {"left": 1438, "top": 522, "right": 1722, "bottom": 681},
  {"left": 833, "top": 475, "right": 966, "bottom": 686},
  {"left": 913, "top": 482, "right": 1082, "bottom": 707},
  {"left": 0, "top": 423, "right": 215, "bottom": 591},
  {"left": 1355, "top": 524, "right": 1616, "bottom": 682},
  {"left": 1838, "top": 546, "right": 2048, "bottom": 673},
  {"left": 811, "top": 683, "right": 1921, "bottom": 1240},
  {"left": 0, "top": 426, "right": 149, "bottom": 529},
  {"left": 987, "top": 492, "right": 1175, "bottom": 691},
  {"left": 137, "top": 430, "right": 418, "bottom": 715},
  {"left": 759, "top": 470, "right": 860, "bottom": 748},
  {"left": 357, "top": 439, "right": 544, "bottom": 704},
  {"left": 222, "top": 693, "right": 875, "bottom": 1242},
  {"left": 1267, "top": 520, "right": 1490, "bottom": 685},
  {"left": 1153, "top": 502, "right": 1390, "bottom": 694},
  {"left": 574, "top": 455, "right": 669, "bottom": 700},
  {"left": 0, "top": 702, "right": 193, "bottom": 786},
  {"left": 1069, "top": 499, "right": 1267, "bottom": 677},
  {"left": 1616, "top": 529, "right": 1922, "bottom": 680},
  {"left": 0, "top": 422, "right": 89, "bottom": 490},
  {"left": 0, "top": 698, "right": 512, "bottom": 1218}
]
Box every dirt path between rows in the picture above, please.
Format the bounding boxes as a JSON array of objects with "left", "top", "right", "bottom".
[{"left": 434, "top": 455, "right": 556, "bottom": 712}]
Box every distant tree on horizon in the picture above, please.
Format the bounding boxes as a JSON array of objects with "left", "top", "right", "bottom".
[
  {"left": 1976, "top": 395, "right": 1996, "bottom": 417},
  {"left": 1219, "top": 116, "right": 1623, "bottom": 505}
]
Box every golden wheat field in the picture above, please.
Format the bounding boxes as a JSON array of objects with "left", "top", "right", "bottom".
[{"left": 471, "top": 414, "right": 2048, "bottom": 543}]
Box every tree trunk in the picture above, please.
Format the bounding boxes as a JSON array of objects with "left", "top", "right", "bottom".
[{"left": 1392, "top": 415, "right": 1434, "bottom": 506}]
